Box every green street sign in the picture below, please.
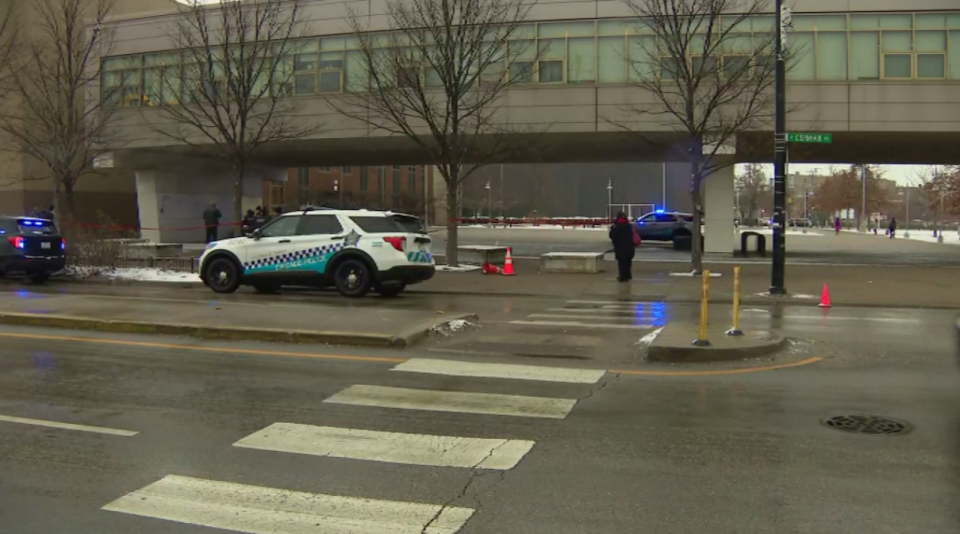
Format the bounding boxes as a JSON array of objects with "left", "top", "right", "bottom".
[{"left": 787, "top": 132, "right": 833, "bottom": 144}]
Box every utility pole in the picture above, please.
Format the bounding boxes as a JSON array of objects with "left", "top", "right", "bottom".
[
  {"left": 770, "top": 0, "right": 790, "bottom": 295},
  {"left": 661, "top": 162, "right": 667, "bottom": 209},
  {"left": 485, "top": 180, "right": 492, "bottom": 227},
  {"left": 499, "top": 164, "right": 504, "bottom": 218},
  {"left": 903, "top": 188, "right": 911, "bottom": 238},
  {"left": 860, "top": 163, "right": 870, "bottom": 233}
]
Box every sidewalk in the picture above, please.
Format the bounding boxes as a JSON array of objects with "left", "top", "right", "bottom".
[
  {"left": 411, "top": 259, "right": 960, "bottom": 309},
  {"left": 0, "top": 292, "right": 473, "bottom": 347}
]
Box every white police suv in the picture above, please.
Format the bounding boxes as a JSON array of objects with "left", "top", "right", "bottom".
[{"left": 199, "top": 208, "right": 434, "bottom": 297}]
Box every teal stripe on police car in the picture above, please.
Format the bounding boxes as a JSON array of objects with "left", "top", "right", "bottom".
[{"left": 407, "top": 251, "right": 432, "bottom": 263}]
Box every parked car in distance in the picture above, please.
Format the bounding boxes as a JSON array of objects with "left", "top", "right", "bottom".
[{"left": 0, "top": 215, "right": 66, "bottom": 283}]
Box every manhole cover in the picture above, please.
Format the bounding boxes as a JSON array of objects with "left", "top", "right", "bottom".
[{"left": 821, "top": 415, "right": 911, "bottom": 436}]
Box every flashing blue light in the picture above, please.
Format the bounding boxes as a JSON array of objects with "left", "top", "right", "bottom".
[{"left": 654, "top": 209, "right": 665, "bottom": 215}]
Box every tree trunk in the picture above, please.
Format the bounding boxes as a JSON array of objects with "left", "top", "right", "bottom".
[
  {"left": 233, "top": 164, "right": 245, "bottom": 236},
  {"left": 62, "top": 181, "right": 77, "bottom": 225},
  {"left": 690, "top": 167, "right": 704, "bottom": 275},
  {"left": 446, "top": 181, "right": 459, "bottom": 267}
]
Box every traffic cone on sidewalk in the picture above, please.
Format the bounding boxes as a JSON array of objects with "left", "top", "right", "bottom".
[
  {"left": 818, "top": 282, "right": 832, "bottom": 308},
  {"left": 501, "top": 247, "right": 516, "bottom": 276},
  {"left": 482, "top": 262, "right": 501, "bottom": 275}
]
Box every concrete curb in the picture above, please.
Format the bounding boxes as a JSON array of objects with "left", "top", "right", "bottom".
[
  {"left": 646, "top": 323, "right": 789, "bottom": 363},
  {"left": 0, "top": 312, "right": 478, "bottom": 349}
]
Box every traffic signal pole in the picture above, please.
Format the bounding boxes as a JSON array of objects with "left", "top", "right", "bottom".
[{"left": 770, "top": 0, "right": 789, "bottom": 295}]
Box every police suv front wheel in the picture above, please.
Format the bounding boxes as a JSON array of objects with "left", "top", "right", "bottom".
[
  {"left": 204, "top": 257, "right": 241, "bottom": 294},
  {"left": 334, "top": 259, "right": 372, "bottom": 297}
]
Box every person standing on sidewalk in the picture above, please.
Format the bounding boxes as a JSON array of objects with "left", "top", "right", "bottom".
[
  {"left": 834, "top": 217, "right": 842, "bottom": 235},
  {"left": 888, "top": 217, "right": 897, "bottom": 239},
  {"left": 609, "top": 211, "right": 637, "bottom": 282},
  {"left": 203, "top": 201, "right": 222, "bottom": 243}
]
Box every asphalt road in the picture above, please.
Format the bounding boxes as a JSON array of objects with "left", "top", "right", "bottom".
[{"left": 2, "top": 301, "right": 959, "bottom": 533}]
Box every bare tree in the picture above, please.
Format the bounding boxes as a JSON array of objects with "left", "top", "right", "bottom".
[
  {"left": 150, "top": 0, "right": 313, "bottom": 223},
  {"left": 0, "top": 0, "right": 21, "bottom": 95},
  {"left": 736, "top": 162, "right": 769, "bottom": 223},
  {"left": 0, "top": 0, "right": 118, "bottom": 220},
  {"left": 613, "top": 0, "right": 781, "bottom": 272},
  {"left": 328, "top": 0, "right": 539, "bottom": 265}
]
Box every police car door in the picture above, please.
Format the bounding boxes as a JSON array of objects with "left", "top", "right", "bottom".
[
  {"left": 244, "top": 215, "right": 303, "bottom": 275},
  {"left": 292, "top": 214, "right": 346, "bottom": 275}
]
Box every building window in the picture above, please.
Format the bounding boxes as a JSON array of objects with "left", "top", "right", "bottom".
[
  {"left": 269, "top": 180, "right": 285, "bottom": 207},
  {"left": 297, "top": 167, "right": 310, "bottom": 206},
  {"left": 341, "top": 166, "right": 353, "bottom": 175},
  {"left": 538, "top": 39, "right": 564, "bottom": 83},
  {"left": 359, "top": 166, "right": 369, "bottom": 194},
  {"left": 408, "top": 166, "right": 418, "bottom": 196},
  {"left": 294, "top": 39, "right": 319, "bottom": 95},
  {"left": 378, "top": 166, "right": 387, "bottom": 205},
  {"left": 392, "top": 166, "right": 402, "bottom": 206},
  {"left": 317, "top": 166, "right": 330, "bottom": 173}
]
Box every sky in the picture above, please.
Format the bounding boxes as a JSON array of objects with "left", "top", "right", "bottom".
[{"left": 736, "top": 164, "right": 938, "bottom": 186}]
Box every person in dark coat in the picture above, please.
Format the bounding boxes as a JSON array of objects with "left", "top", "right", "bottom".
[
  {"left": 203, "top": 201, "right": 222, "bottom": 243},
  {"left": 888, "top": 217, "right": 897, "bottom": 239},
  {"left": 609, "top": 211, "right": 636, "bottom": 282},
  {"left": 241, "top": 209, "right": 256, "bottom": 236}
]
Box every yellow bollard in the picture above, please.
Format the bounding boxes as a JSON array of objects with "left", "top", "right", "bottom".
[
  {"left": 693, "top": 269, "right": 711, "bottom": 346},
  {"left": 727, "top": 266, "right": 744, "bottom": 336}
]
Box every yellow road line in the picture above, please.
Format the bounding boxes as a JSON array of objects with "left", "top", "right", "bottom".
[
  {"left": 610, "top": 356, "right": 823, "bottom": 376},
  {"left": 0, "top": 332, "right": 405, "bottom": 364},
  {"left": 0, "top": 332, "right": 821, "bottom": 375}
]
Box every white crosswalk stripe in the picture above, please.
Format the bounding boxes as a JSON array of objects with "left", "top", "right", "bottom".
[
  {"left": 234, "top": 423, "right": 535, "bottom": 470},
  {"left": 103, "top": 475, "right": 474, "bottom": 534},
  {"left": 325, "top": 384, "right": 577, "bottom": 419},
  {"left": 392, "top": 358, "right": 606, "bottom": 384}
]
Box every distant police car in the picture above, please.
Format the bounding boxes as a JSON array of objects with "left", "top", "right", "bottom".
[
  {"left": 199, "top": 209, "right": 434, "bottom": 297},
  {"left": 635, "top": 210, "right": 695, "bottom": 242},
  {"left": 0, "top": 215, "right": 66, "bottom": 283}
]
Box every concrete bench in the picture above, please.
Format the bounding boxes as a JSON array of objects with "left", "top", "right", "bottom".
[
  {"left": 457, "top": 245, "right": 507, "bottom": 265},
  {"left": 121, "top": 242, "right": 184, "bottom": 259},
  {"left": 540, "top": 252, "right": 604, "bottom": 273}
]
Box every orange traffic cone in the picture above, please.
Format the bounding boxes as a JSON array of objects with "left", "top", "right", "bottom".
[
  {"left": 501, "top": 247, "right": 516, "bottom": 276},
  {"left": 818, "top": 282, "right": 832, "bottom": 308}
]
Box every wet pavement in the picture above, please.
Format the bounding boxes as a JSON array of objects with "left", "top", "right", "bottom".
[{"left": 1, "top": 298, "right": 959, "bottom": 533}]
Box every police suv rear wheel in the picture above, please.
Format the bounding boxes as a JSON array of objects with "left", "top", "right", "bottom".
[
  {"left": 205, "top": 258, "right": 241, "bottom": 294},
  {"left": 334, "top": 259, "right": 371, "bottom": 297}
]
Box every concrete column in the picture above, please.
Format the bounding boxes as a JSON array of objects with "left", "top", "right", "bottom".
[
  {"left": 703, "top": 164, "right": 736, "bottom": 255},
  {"left": 431, "top": 166, "right": 448, "bottom": 227}
]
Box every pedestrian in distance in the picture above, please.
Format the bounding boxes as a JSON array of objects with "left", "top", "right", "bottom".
[
  {"left": 241, "top": 209, "right": 256, "bottom": 236},
  {"left": 203, "top": 200, "right": 222, "bottom": 243},
  {"left": 834, "top": 217, "right": 842, "bottom": 235},
  {"left": 888, "top": 217, "right": 897, "bottom": 239},
  {"left": 609, "top": 211, "right": 639, "bottom": 283}
]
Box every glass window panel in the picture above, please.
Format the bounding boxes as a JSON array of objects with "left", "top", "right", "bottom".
[
  {"left": 917, "top": 54, "right": 945, "bottom": 78},
  {"left": 319, "top": 71, "right": 341, "bottom": 92},
  {"left": 106, "top": 56, "right": 142, "bottom": 70},
  {"left": 294, "top": 73, "right": 315, "bottom": 94},
  {"left": 567, "top": 38, "right": 595, "bottom": 83},
  {"left": 916, "top": 14, "right": 946, "bottom": 29},
  {"left": 509, "top": 61, "right": 534, "bottom": 83},
  {"left": 566, "top": 22, "right": 597, "bottom": 37},
  {"left": 916, "top": 31, "right": 946, "bottom": 52},
  {"left": 659, "top": 56, "right": 682, "bottom": 80},
  {"left": 598, "top": 20, "right": 632, "bottom": 36},
  {"left": 692, "top": 56, "right": 719, "bottom": 77},
  {"left": 750, "top": 16, "right": 775, "bottom": 32},
  {"left": 293, "top": 39, "right": 319, "bottom": 53},
  {"left": 792, "top": 16, "right": 815, "bottom": 31},
  {"left": 538, "top": 60, "right": 563, "bottom": 82},
  {"left": 102, "top": 71, "right": 121, "bottom": 87},
  {"left": 879, "top": 14, "right": 912, "bottom": 29},
  {"left": 319, "top": 51, "right": 343, "bottom": 69},
  {"left": 425, "top": 67, "right": 443, "bottom": 87},
  {"left": 143, "top": 69, "right": 161, "bottom": 106},
  {"left": 850, "top": 32, "right": 879, "bottom": 79},
  {"left": 815, "top": 15, "right": 847, "bottom": 31},
  {"left": 816, "top": 32, "right": 847, "bottom": 80},
  {"left": 511, "top": 39, "right": 536, "bottom": 60},
  {"left": 850, "top": 15, "right": 879, "bottom": 30},
  {"left": 295, "top": 53, "right": 317, "bottom": 71},
  {"left": 344, "top": 50, "right": 367, "bottom": 92},
  {"left": 144, "top": 52, "right": 179, "bottom": 67},
  {"left": 721, "top": 15, "right": 749, "bottom": 33},
  {"left": 882, "top": 31, "right": 912, "bottom": 52},
  {"left": 950, "top": 31, "right": 960, "bottom": 79},
  {"left": 950, "top": 15, "right": 960, "bottom": 28},
  {"left": 627, "top": 36, "right": 656, "bottom": 81},
  {"left": 122, "top": 86, "right": 142, "bottom": 107},
  {"left": 513, "top": 24, "right": 535, "bottom": 40},
  {"left": 722, "top": 56, "right": 749, "bottom": 80},
  {"left": 121, "top": 70, "right": 140, "bottom": 86},
  {"left": 539, "top": 39, "right": 564, "bottom": 58},
  {"left": 597, "top": 36, "right": 626, "bottom": 83},
  {"left": 883, "top": 54, "right": 911, "bottom": 78},
  {"left": 538, "top": 23, "right": 568, "bottom": 38},
  {"left": 321, "top": 37, "right": 347, "bottom": 51},
  {"left": 721, "top": 35, "right": 752, "bottom": 54},
  {"left": 786, "top": 32, "right": 814, "bottom": 81}
]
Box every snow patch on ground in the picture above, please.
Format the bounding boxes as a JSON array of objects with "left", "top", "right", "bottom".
[
  {"left": 460, "top": 224, "right": 606, "bottom": 231},
  {"left": 753, "top": 292, "right": 818, "bottom": 300},
  {"left": 669, "top": 271, "right": 723, "bottom": 277},
  {"left": 635, "top": 327, "right": 664, "bottom": 349},
  {"left": 64, "top": 266, "right": 200, "bottom": 283},
  {"left": 435, "top": 264, "right": 482, "bottom": 272},
  {"left": 430, "top": 318, "right": 480, "bottom": 337}
]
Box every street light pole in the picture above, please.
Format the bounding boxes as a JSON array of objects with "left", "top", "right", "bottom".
[
  {"left": 485, "top": 180, "right": 492, "bottom": 226},
  {"left": 904, "top": 188, "right": 910, "bottom": 238},
  {"left": 770, "top": 0, "right": 790, "bottom": 295},
  {"left": 860, "top": 164, "right": 867, "bottom": 232},
  {"left": 607, "top": 178, "right": 613, "bottom": 221},
  {"left": 661, "top": 162, "right": 667, "bottom": 209},
  {"left": 499, "top": 164, "right": 504, "bottom": 219}
]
